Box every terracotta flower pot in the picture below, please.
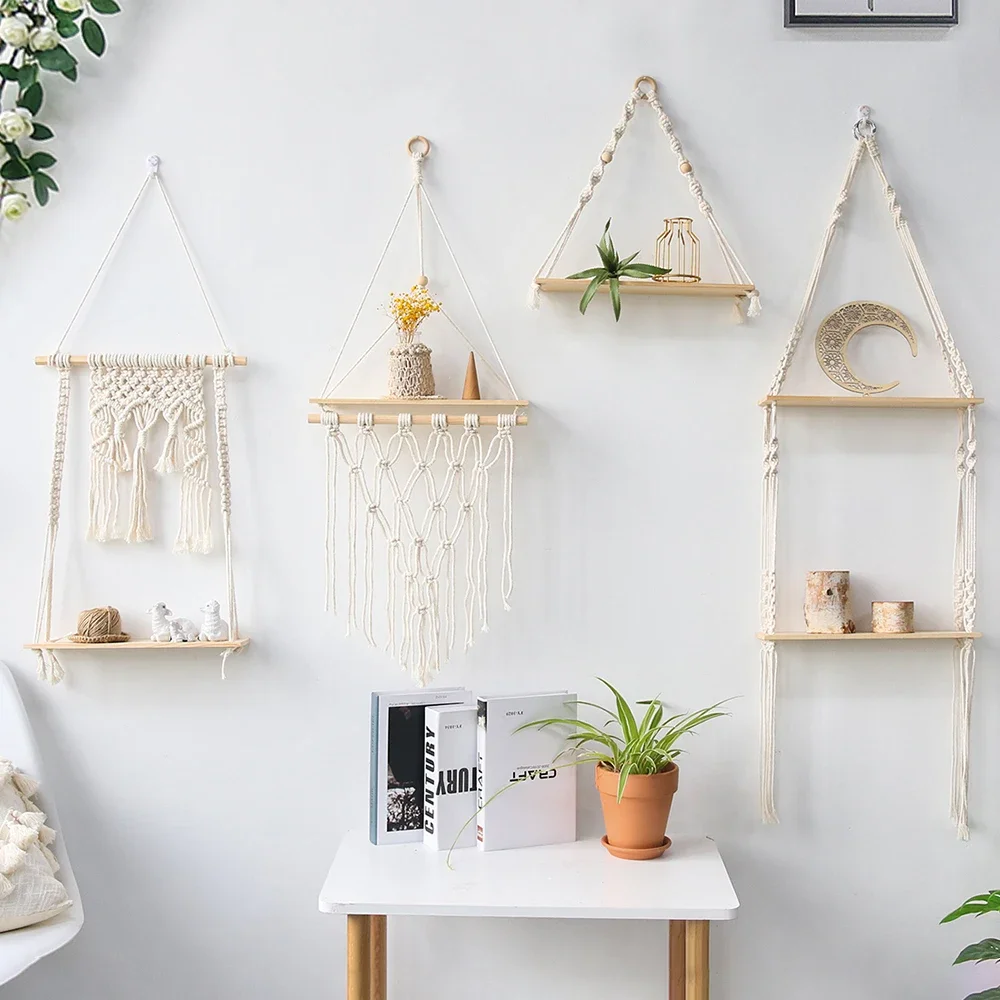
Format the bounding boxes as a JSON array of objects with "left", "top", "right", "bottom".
[{"left": 595, "top": 762, "right": 678, "bottom": 861}]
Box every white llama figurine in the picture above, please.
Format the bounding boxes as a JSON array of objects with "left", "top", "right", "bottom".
[
  {"left": 198, "top": 600, "right": 229, "bottom": 642},
  {"left": 167, "top": 616, "right": 199, "bottom": 643},
  {"left": 149, "top": 603, "right": 173, "bottom": 643}
]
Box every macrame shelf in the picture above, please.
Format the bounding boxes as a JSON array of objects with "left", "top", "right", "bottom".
[
  {"left": 31, "top": 157, "right": 248, "bottom": 683},
  {"left": 758, "top": 109, "right": 980, "bottom": 840},
  {"left": 311, "top": 137, "right": 528, "bottom": 686},
  {"left": 529, "top": 76, "right": 759, "bottom": 317},
  {"left": 25, "top": 640, "right": 250, "bottom": 651},
  {"left": 536, "top": 279, "right": 754, "bottom": 300}
]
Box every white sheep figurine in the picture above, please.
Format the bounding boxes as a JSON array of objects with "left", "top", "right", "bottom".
[
  {"left": 198, "top": 600, "right": 229, "bottom": 642},
  {"left": 167, "top": 616, "right": 199, "bottom": 643},
  {"left": 148, "top": 603, "right": 173, "bottom": 643}
]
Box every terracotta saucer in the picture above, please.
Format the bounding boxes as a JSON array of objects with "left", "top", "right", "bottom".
[{"left": 600, "top": 835, "right": 671, "bottom": 861}]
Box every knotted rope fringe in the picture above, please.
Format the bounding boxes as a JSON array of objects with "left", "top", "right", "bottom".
[
  {"left": 213, "top": 354, "right": 239, "bottom": 679},
  {"left": 528, "top": 82, "right": 759, "bottom": 318},
  {"left": 322, "top": 410, "right": 516, "bottom": 685},
  {"left": 760, "top": 130, "right": 977, "bottom": 837}
]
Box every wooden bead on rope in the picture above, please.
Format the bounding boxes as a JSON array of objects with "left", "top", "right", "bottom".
[
  {"left": 417, "top": 275, "right": 428, "bottom": 287},
  {"left": 600, "top": 151, "right": 613, "bottom": 164},
  {"left": 679, "top": 160, "right": 693, "bottom": 175}
]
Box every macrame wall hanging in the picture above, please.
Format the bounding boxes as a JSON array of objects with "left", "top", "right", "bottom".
[
  {"left": 757, "top": 108, "right": 981, "bottom": 839},
  {"left": 309, "top": 137, "right": 528, "bottom": 686},
  {"left": 29, "top": 156, "right": 249, "bottom": 684},
  {"left": 528, "top": 75, "right": 760, "bottom": 318}
]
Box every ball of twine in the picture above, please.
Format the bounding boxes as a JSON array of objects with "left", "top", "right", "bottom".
[{"left": 70, "top": 606, "right": 130, "bottom": 643}]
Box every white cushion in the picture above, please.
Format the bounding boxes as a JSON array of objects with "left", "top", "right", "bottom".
[{"left": 0, "top": 761, "right": 71, "bottom": 932}]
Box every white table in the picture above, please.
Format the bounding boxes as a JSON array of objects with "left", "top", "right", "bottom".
[{"left": 319, "top": 830, "right": 739, "bottom": 1000}]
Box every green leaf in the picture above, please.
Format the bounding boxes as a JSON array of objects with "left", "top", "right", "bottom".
[
  {"left": 36, "top": 46, "right": 77, "bottom": 73},
  {"left": 31, "top": 123, "right": 54, "bottom": 140},
  {"left": 33, "top": 172, "right": 51, "bottom": 206},
  {"left": 18, "top": 82, "right": 43, "bottom": 115},
  {"left": 598, "top": 678, "right": 638, "bottom": 742},
  {"left": 0, "top": 64, "right": 20, "bottom": 82},
  {"left": 943, "top": 892, "right": 1000, "bottom": 924},
  {"left": 17, "top": 63, "right": 38, "bottom": 89},
  {"left": 616, "top": 760, "right": 635, "bottom": 802},
  {"left": 90, "top": 0, "right": 121, "bottom": 12},
  {"left": 81, "top": 17, "right": 105, "bottom": 56},
  {"left": 56, "top": 17, "right": 80, "bottom": 38},
  {"left": 578, "top": 272, "right": 607, "bottom": 315},
  {"left": 955, "top": 939, "right": 1000, "bottom": 965},
  {"left": 564, "top": 267, "right": 607, "bottom": 280},
  {"left": 623, "top": 263, "right": 671, "bottom": 276},
  {"left": 26, "top": 151, "right": 56, "bottom": 170},
  {"left": 61, "top": 64, "right": 78, "bottom": 81},
  {"left": 618, "top": 251, "right": 640, "bottom": 269},
  {"left": 35, "top": 171, "right": 58, "bottom": 192},
  {"left": 0, "top": 158, "right": 31, "bottom": 181},
  {"left": 609, "top": 276, "right": 621, "bottom": 321},
  {"left": 965, "top": 990, "right": 1000, "bottom": 1000}
]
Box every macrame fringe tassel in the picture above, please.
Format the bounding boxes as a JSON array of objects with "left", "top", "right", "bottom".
[
  {"left": 35, "top": 650, "right": 64, "bottom": 686},
  {"left": 88, "top": 453, "right": 121, "bottom": 542},
  {"left": 175, "top": 474, "right": 212, "bottom": 554},
  {"left": 950, "top": 639, "right": 974, "bottom": 840},
  {"left": 760, "top": 641, "right": 779, "bottom": 825},
  {"left": 527, "top": 281, "right": 541, "bottom": 310}
]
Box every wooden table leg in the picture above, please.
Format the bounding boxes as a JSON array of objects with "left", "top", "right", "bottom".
[
  {"left": 347, "top": 914, "right": 371, "bottom": 1000},
  {"left": 369, "top": 914, "right": 387, "bottom": 1000},
  {"left": 668, "top": 920, "right": 686, "bottom": 1000},
  {"left": 684, "top": 920, "right": 709, "bottom": 1000}
]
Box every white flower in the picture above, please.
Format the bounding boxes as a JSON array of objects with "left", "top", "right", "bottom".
[
  {"left": 54, "top": 0, "right": 84, "bottom": 10},
  {"left": 0, "top": 14, "right": 30, "bottom": 47},
  {"left": 28, "top": 25, "right": 60, "bottom": 51},
  {"left": 0, "top": 108, "right": 32, "bottom": 142},
  {"left": 1, "top": 191, "right": 30, "bottom": 222}
]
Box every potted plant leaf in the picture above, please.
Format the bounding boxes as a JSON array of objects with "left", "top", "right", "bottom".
[
  {"left": 565, "top": 219, "right": 669, "bottom": 321},
  {"left": 942, "top": 889, "right": 1000, "bottom": 1000},
  {"left": 519, "top": 679, "right": 728, "bottom": 860}
]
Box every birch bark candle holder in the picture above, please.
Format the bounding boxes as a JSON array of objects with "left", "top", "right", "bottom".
[
  {"left": 871, "top": 601, "right": 915, "bottom": 634},
  {"left": 804, "top": 570, "right": 856, "bottom": 634}
]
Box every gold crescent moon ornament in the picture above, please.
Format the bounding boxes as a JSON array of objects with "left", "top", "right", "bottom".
[{"left": 814, "top": 300, "right": 918, "bottom": 395}]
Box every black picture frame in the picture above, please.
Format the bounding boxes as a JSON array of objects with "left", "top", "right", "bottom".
[{"left": 785, "top": 0, "right": 958, "bottom": 26}]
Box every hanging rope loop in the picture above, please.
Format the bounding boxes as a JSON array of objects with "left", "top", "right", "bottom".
[
  {"left": 633, "top": 75, "right": 657, "bottom": 98},
  {"left": 854, "top": 105, "right": 876, "bottom": 140}
]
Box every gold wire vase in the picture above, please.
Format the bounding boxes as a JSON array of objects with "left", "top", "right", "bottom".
[{"left": 653, "top": 217, "right": 701, "bottom": 283}]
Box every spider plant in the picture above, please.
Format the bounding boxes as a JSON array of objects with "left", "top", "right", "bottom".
[
  {"left": 565, "top": 219, "right": 669, "bottom": 321},
  {"left": 942, "top": 890, "right": 1000, "bottom": 1000},
  {"left": 517, "top": 678, "right": 729, "bottom": 802}
]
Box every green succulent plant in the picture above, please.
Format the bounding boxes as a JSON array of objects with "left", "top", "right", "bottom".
[
  {"left": 565, "top": 219, "right": 670, "bottom": 321},
  {"left": 942, "top": 890, "right": 1000, "bottom": 1000}
]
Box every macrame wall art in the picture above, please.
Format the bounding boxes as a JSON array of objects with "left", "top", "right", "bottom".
[
  {"left": 309, "top": 137, "right": 528, "bottom": 686},
  {"left": 757, "top": 108, "right": 981, "bottom": 839},
  {"left": 528, "top": 75, "right": 759, "bottom": 318},
  {"left": 29, "top": 156, "right": 248, "bottom": 684}
]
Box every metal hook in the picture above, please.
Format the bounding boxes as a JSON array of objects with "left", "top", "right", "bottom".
[{"left": 853, "top": 106, "right": 876, "bottom": 140}]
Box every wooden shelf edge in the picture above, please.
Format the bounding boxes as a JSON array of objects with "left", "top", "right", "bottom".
[
  {"left": 535, "top": 277, "right": 754, "bottom": 298},
  {"left": 757, "top": 631, "right": 980, "bottom": 641},
  {"left": 310, "top": 398, "right": 530, "bottom": 408},
  {"left": 759, "top": 395, "right": 984, "bottom": 409},
  {"left": 25, "top": 639, "right": 251, "bottom": 651},
  {"left": 308, "top": 413, "right": 528, "bottom": 426}
]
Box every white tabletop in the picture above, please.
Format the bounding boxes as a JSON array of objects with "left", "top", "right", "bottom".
[{"left": 318, "top": 830, "right": 739, "bottom": 921}]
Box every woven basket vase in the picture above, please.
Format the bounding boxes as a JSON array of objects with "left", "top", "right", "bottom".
[{"left": 387, "top": 342, "right": 436, "bottom": 398}]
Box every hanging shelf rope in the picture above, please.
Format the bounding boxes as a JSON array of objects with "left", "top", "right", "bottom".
[
  {"left": 758, "top": 108, "right": 979, "bottom": 839},
  {"left": 528, "top": 75, "right": 759, "bottom": 316},
  {"left": 310, "top": 137, "right": 528, "bottom": 686},
  {"left": 30, "top": 156, "right": 248, "bottom": 683}
]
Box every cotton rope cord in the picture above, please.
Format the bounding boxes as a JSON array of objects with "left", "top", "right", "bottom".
[
  {"left": 759, "top": 114, "right": 977, "bottom": 837},
  {"left": 528, "top": 79, "right": 760, "bottom": 318},
  {"left": 35, "top": 159, "right": 245, "bottom": 684},
  {"left": 32, "top": 354, "right": 72, "bottom": 685}
]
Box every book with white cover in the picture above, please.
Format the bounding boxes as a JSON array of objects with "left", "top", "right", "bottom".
[
  {"left": 423, "top": 705, "right": 478, "bottom": 851},
  {"left": 369, "top": 687, "right": 471, "bottom": 845},
  {"left": 476, "top": 691, "right": 577, "bottom": 851}
]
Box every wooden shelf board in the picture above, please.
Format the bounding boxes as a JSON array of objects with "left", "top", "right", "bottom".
[
  {"left": 311, "top": 398, "right": 529, "bottom": 409},
  {"left": 760, "top": 395, "right": 983, "bottom": 409},
  {"left": 536, "top": 278, "right": 754, "bottom": 298},
  {"left": 25, "top": 639, "right": 251, "bottom": 651},
  {"left": 757, "top": 631, "right": 979, "bottom": 642}
]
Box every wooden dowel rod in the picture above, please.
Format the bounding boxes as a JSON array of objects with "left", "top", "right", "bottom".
[
  {"left": 369, "top": 915, "right": 387, "bottom": 1000},
  {"left": 669, "top": 921, "right": 686, "bottom": 1000},
  {"left": 685, "top": 920, "right": 709, "bottom": 1000},
  {"left": 308, "top": 413, "right": 527, "bottom": 426},
  {"left": 346, "top": 914, "right": 371, "bottom": 1000},
  {"left": 35, "top": 355, "right": 248, "bottom": 367}
]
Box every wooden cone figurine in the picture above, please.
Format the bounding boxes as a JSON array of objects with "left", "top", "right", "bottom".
[{"left": 463, "top": 352, "right": 481, "bottom": 400}]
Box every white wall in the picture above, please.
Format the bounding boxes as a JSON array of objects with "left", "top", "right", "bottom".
[{"left": 1, "top": 1, "right": 997, "bottom": 997}]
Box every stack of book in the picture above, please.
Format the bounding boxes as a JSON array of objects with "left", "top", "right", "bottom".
[{"left": 369, "top": 688, "right": 577, "bottom": 851}]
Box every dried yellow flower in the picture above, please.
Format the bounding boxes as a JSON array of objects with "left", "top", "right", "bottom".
[{"left": 388, "top": 284, "right": 441, "bottom": 343}]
